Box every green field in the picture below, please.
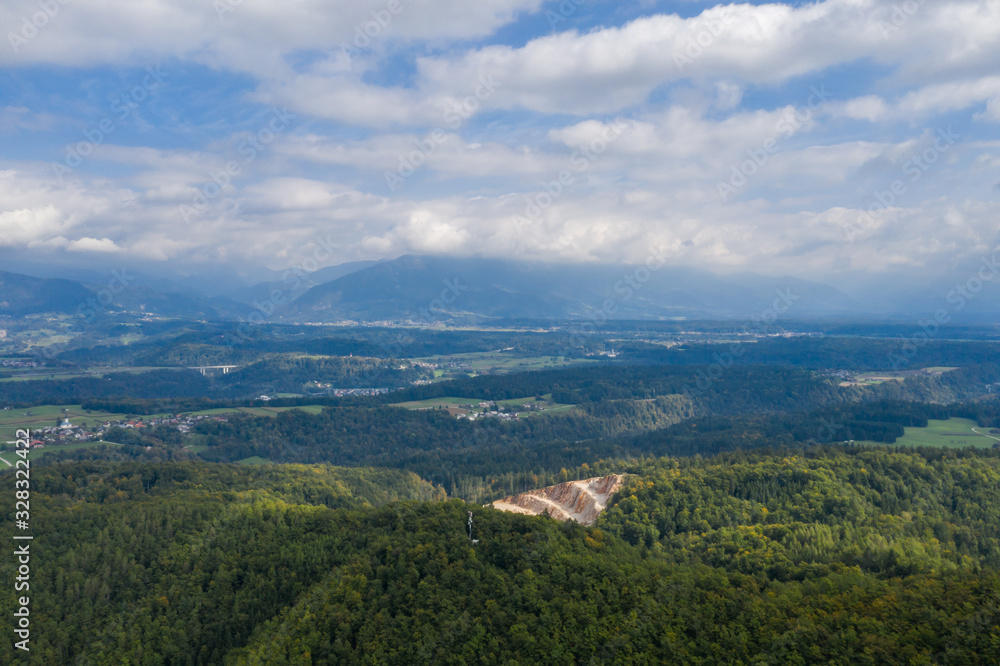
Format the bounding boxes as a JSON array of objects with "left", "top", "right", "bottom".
[
  {"left": 183, "top": 405, "right": 325, "bottom": 418},
  {"left": 413, "top": 352, "right": 594, "bottom": 378},
  {"left": 0, "top": 440, "right": 123, "bottom": 466},
  {"left": 391, "top": 397, "right": 478, "bottom": 410},
  {"left": 527, "top": 404, "right": 577, "bottom": 417},
  {"left": 867, "top": 418, "right": 1000, "bottom": 449},
  {"left": 236, "top": 456, "right": 273, "bottom": 466},
  {"left": 391, "top": 394, "right": 574, "bottom": 417},
  {"left": 0, "top": 404, "right": 141, "bottom": 442},
  {"left": 0, "top": 365, "right": 171, "bottom": 383}
]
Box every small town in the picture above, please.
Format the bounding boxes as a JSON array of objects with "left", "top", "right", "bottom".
[{"left": 19, "top": 412, "right": 229, "bottom": 448}]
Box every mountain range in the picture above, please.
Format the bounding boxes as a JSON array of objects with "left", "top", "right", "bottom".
[
  {"left": 1, "top": 255, "right": 997, "bottom": 323},
  {"left": 283, "top": 255, "right": 860, "bottom": 322},
  {"left": 0, "top": 271, "right": 97, "bottom": 316}
]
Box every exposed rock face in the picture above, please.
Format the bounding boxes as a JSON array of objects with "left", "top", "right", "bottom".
[{"left": 491, "top": 475, "right": 625, "bottom": 526}]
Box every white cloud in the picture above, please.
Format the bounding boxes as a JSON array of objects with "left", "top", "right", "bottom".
[
  {"left": 896, "top": 76, "right": 1000, "bottom": 117},
  {"left": 3, "top": 0, "right": 1000, "bottom": 283},
  {"left": 834, "top": 96, "right": 890, "bottom": 122},
  {"left": 0, "top": 105, "right": 58, "bottom": 132},
  {"left": 406, "top": 0, "right": 1000, "bottom": 118},
  {"left": 976, "top": 97, "right": 1000, "bottom": 124},
  {"left": 252, "top": 74, "right": 438, "bottom": 127},
  {"left": 1, "top": 0, "right": 544, "bottom": 71},
  {"left": 66, "top": 236, "right": 122, "bottom": 253},
  {"left": 0, "top": 205, "right": 65, "bottom": 245}
]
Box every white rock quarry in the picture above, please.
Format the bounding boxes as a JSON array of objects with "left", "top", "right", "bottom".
[{"left": 491, "top": 474, "right": 625, "bottom": 526}]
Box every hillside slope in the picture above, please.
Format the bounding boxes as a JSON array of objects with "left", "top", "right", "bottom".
[
  {"left": 6, "top": 451, "right": 1000, "bottom": 663},
  {"left": 0, "top": 270, "right": 95, "bottom": 315},
  {"left": 286, "top": 254, "right": 860, "bottom": 321}
]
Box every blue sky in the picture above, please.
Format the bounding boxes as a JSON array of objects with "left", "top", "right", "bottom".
[{"left": 1, "top": 0, "right": 998, "bottom": 284}]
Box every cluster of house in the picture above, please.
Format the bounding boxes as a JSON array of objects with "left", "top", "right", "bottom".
[
  {"left": 304, "top": 383, "right": 391, "bottom": 396},
  {"left": 24, "top": 413, "right": 230, "bottom": 448},
  {"left": 460, "top": 411, "right": 519, "bottom": 421},
  {"left": 438, "top": 361, "right": 472, "bottom": 370},
  {"left": 329, "top": 388, "right": 390, "bottom": 397},
  {"left": 0, "top": 358, "right": 37, "bottom": 368},
  {"left": 456, "top": 401, "right": 523, "bottom": 421}
]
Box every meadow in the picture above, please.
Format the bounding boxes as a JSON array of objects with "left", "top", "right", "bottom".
[{"left": 866, "top": 417, "right": 1000, "bottom": 449}]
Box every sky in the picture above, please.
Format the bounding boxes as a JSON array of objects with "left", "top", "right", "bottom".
[{"left": 1, "top": 0, "right": 999, "bottom": 285}]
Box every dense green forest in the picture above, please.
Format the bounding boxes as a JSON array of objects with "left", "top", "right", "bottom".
[
  {"left": 0, "top": 368, "right": 213, "bottom": 406},
  {"left": 215, "top": 356, "right": 431, "bottom": 394},
  {"left": 40, "top": 387, "right": 1000, "bottom": 502},
  {"left": 5, "top": 452, "right": 1000, "bottom": 663},
  {"left": 4, "top": 324, "right": 1000, "bottom": 662},
  {"left": 381, "top": 361, "right": 1000, "bottom": 406},
  {"left": 154, "top": 393, "right": 997, "bottom": 499}
]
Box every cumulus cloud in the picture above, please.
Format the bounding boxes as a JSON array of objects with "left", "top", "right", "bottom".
[
  {"left": 414, "top": 0, "right": 1000, "bottom": 116},
  {"left": 66, "top": 237, "right": 122, "bottom": 253},
  {"left": 2, "top": 0, "right": 999, "bottom": 284},
  {"left": 1, "top": 0, "right": 544, "bottom": 70},
  {"left": 0, "top": 205, "right": 66, "bottom": 246}
]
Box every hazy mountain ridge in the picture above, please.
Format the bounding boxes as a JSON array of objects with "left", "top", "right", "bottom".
[
  {"left": 5, "top": 254, "right": 997, "bottom": 322},
  {"left": 284, "top": 254, "right": 861, "bottom": 322},
  {"left": 0, "top": 270, "right": 96, "bottom": 315},
  {"left": 0, "top": 269, "right": 239, "bottom": 320},
  {"left": 228, "top": 260, "right": 377, "bottom": 307}
]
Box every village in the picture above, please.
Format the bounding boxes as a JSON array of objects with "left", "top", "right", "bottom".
[
  {"left": 303, "top": 384, "right": 391, "bottom": 397},
  {"left": 455, "top": 400, "right": 545, "bottom": 422},
  {"left": 22, "top": 412, "right": 230, "bottom": 448}
]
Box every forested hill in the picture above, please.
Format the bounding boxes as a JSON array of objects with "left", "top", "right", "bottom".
[
  {"left": 6, "top": 451, "right": 1000, "bottom": 663},
  {"left": 175, "top": 389, "right": 1000, "bottom": 501},
  {"left": 0, "top": 270, "right": 95, "bottom": 315},
  {"left": 374, "top": 362, "right": 1000, "bottom": 413}
]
